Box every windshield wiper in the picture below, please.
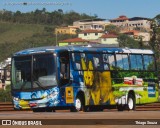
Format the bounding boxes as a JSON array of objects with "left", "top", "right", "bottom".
[
  {"left": 20, "top": 81, "right": 28, "bottom": 90},
  {"left": 32, "top": 74, "right": 46, "bottom": 90}
]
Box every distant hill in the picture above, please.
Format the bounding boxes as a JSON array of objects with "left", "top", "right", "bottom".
[
  {"left": 0, "top": 22, "right": 48, "bottom": 61},
  {"left": 0, "top": 22, "right": 44, "bottom": 44},
  {"left": 0, "top": 9, "right": 96, "bottom": 61},
  {"left": 0, "top": 21, "right": 76, "bottom": 62}
]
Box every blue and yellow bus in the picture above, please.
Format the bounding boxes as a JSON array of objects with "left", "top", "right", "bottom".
[{"left": 11, "top": 45, "right": 159, "bottom": 112}]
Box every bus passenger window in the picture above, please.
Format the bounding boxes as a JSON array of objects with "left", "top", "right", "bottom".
[
  {"left": 59, "top": 52, "right": 70, "bottom": 85},
  {"left": 87, "top": 53, "right": 103, "bottom": 71},
  {"left": 103, "top": 54, "right": 109, "bottom": 70},
  {"left": 143, "top": 55, "right": 155, "bottom": 71},
  {"left": 103, "top": 54, "right": 116, "bottom": 70},
  {"left": 116, "top": 54, "right": 129, "bottom": 70},
  {"left": 130, "top": 54, "right": 143, "bottom": 70},
  {"left": 72, "top": 53, "right": 82, "bottom": 70},
  {"left": 60, "top": 58, "right": 69, "bottom": 79}
]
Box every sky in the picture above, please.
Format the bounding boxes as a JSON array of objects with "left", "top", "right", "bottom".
[{"left": 0, "top": 0, "right": 160, "bottom": 20}]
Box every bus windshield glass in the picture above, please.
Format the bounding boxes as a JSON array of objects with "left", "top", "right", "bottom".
[{"left": 12, "top": 54, "right": 57, "bottom": 90}]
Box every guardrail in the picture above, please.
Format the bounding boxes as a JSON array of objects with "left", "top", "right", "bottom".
[{"left": 0, "top": 102, "right": 14, "bottom": 111}]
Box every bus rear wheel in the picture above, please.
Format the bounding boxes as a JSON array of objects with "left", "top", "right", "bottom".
[{"left": 127, "top": 94, "right": 135, "bottom": 111}]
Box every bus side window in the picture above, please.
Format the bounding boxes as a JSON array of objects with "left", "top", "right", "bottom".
[
  {"left": 59, "top": 52, "right": 70, "bottom": 85},
  {"left": 143, "top": 55, "right": 155, "bottom": 71},
  {"left": 103, "top": 54, "right": 109, "bottom": 70},
  {"left": 116, "top": 54, "right": 129, "bottom": 70},
  {"left": 130, "top": 54, "right": 143, "bottom": 70},
  {"left": 86, "top": 53, "right": 103, "bottom": 71},
  {"left": 72, "top": 53, "right": 82, "bottom": 70}
]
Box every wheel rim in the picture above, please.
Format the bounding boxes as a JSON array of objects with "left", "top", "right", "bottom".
[
  {"left": 128, "top": 98, "right": 134, "bottom": 110},
  {"left": 75, "top": 98, "right": 81, "bottom": 111}
]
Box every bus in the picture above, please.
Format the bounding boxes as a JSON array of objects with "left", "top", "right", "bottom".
[{"left": 11, "top": 45, "right": 159, "bottom": 112}]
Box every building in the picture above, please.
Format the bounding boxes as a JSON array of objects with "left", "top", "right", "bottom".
[
  {"left": 78, "top": 29, "right": 103, "bottom": 42},
  {"left": 99, "top": 34, "right": 119, "bottom": 46},
  {"left": 110, "top": 15, "right": 151, "bottom": 31},
  {"left": 55, "top": 26, "right": 78, "bottom": 35},
  {"left": 122, "top": 30, "right": 150, "bottom": 43},
  {"left": 59, "top": 38, "right": 89, "bottom": 46},
  {"left": 73, "top": 18, "right": 109, "bottom": 30}
]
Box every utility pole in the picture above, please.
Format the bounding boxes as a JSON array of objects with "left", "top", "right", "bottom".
[
  {"left": 55, "top": 28, "right": 58, "bottom": 46},
  {"left": 56, "top": 31, "right": 58, "bottom": 46}
]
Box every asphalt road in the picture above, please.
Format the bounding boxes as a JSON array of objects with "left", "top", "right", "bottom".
[{"left": 0, "top": 110, "right": 160, "bottom": 128}]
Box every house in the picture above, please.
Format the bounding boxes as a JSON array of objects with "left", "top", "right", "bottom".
[
  {"left": 99, "top": 34, "right": 119, "bottom": 46},
  {"left": 78, "top": 29, "right": 103, "bottom": 42},
  {"left": 122, "top": 30, "right": 150, "bottom": 43},
  {"left": 59, "top": 38, "right": 89, "bottom": 46},
  {"left": 110, "top": 15, "right": 151, "bottom": 31},
  {"left": 55, "top": 26, "right": 78, "bottom": 35},
  {"left": 73, "top": 18, "right": 109, "bottom": 30}
]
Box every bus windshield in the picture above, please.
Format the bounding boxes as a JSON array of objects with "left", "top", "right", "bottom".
[{"left": 12, "top": 54, "right": 57, "bottom": 90}]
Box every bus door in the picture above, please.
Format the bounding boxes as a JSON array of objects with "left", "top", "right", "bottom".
[{"left": 58, "top": 51, "right": 74, "bottom": 104}]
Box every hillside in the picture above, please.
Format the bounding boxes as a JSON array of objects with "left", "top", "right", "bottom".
[
  {"left": 0, "top": 22, "right": 45, "bottom": 44},
  {"left": 0, "top": 22, "right": 76, "bottom": 62},
  {"left": 0, "top": 22, "right": 49, "bottom": 61}
]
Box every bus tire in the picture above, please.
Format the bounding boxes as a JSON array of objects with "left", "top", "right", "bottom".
[
  {"left": 70, "top": 96, "right": 83, "bottom": 112},
  {"left": 127, "top": 94, "right": 135, "bottom": 111}
]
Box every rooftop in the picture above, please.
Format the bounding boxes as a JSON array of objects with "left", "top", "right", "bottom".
[
  {"left": 110, "top": 15, "right": 129, "bottom": 21},
  {"left": 101, "top": 34, "right": 118, "bottom": 38},
  {"left": 129, "top": 17, "right": 151, "bottom": 21},
  {"left": 60, "top": 38, "right": 89, "bottom": 43},
  {"left": 122, "top": 30, "right": 139, "bottom": 35},
  {"left": 110, "top": 15, "right": 150, "bottom": 21},
  {"left": 75, "top": 18, "right": 106, "bottom": 22},
  {"left": 80, "top": 29, "right": 103, "bottom": 33}
]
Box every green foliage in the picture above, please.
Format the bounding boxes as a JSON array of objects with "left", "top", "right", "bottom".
[
  {"left": 0, "top": 9, "right": 95, "bottom": 62},
  {"left": 150, "top": 15, "right": 160, "bottom": 71},
  {"left": 0, "top": 9, "right": 95, "bottom": 26},
  {"left": 0, "top": 22, "right": 78, "bottom": 62},
  {"left": 105, "top": 24, "right": 120, "bottom": 34},
  {"left": 0, "top": 84, "right": 12, "bottom": 102},
  {"left": 117, "top": 34, "right": 140, "bottom": 48}
]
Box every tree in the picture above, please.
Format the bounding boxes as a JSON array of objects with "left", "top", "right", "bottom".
[
  {"left": 117, "top": 34, "right": 140, "bottom": 48},
  {"left": 150, "top": 16, "right": 160, "bottom": 71},
  {"left": 105, "top": 24, "right": 120, "bottom": 34}
]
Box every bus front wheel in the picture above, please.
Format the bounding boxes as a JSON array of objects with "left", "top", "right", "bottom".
[{"left": 70, "top": 96, "right": 83, "bottom": 112}]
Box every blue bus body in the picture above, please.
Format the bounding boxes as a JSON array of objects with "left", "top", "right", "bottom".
[{"left": 11, "top": 46, "right": 159, "bottom": 111}]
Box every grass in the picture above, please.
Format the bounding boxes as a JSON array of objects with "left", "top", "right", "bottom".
[
  {"left": 0, "top": 22, "right": 45, "bottom": 44},
  {"left": 0, "top": 21, "right": 56, "bottom": 61}
]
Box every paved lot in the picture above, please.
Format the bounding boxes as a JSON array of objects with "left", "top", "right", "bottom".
[{"left": 0, "top": 110, "right": 160, "bottom": 128}]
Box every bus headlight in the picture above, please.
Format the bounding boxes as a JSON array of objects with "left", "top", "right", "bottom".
[{"left": 13, "top": 97, "right": 19, "bottom": 101}]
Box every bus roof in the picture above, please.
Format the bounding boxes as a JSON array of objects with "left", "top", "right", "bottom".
[{"left": 13, "top": 45, "right": 154, "bottom": 56}]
